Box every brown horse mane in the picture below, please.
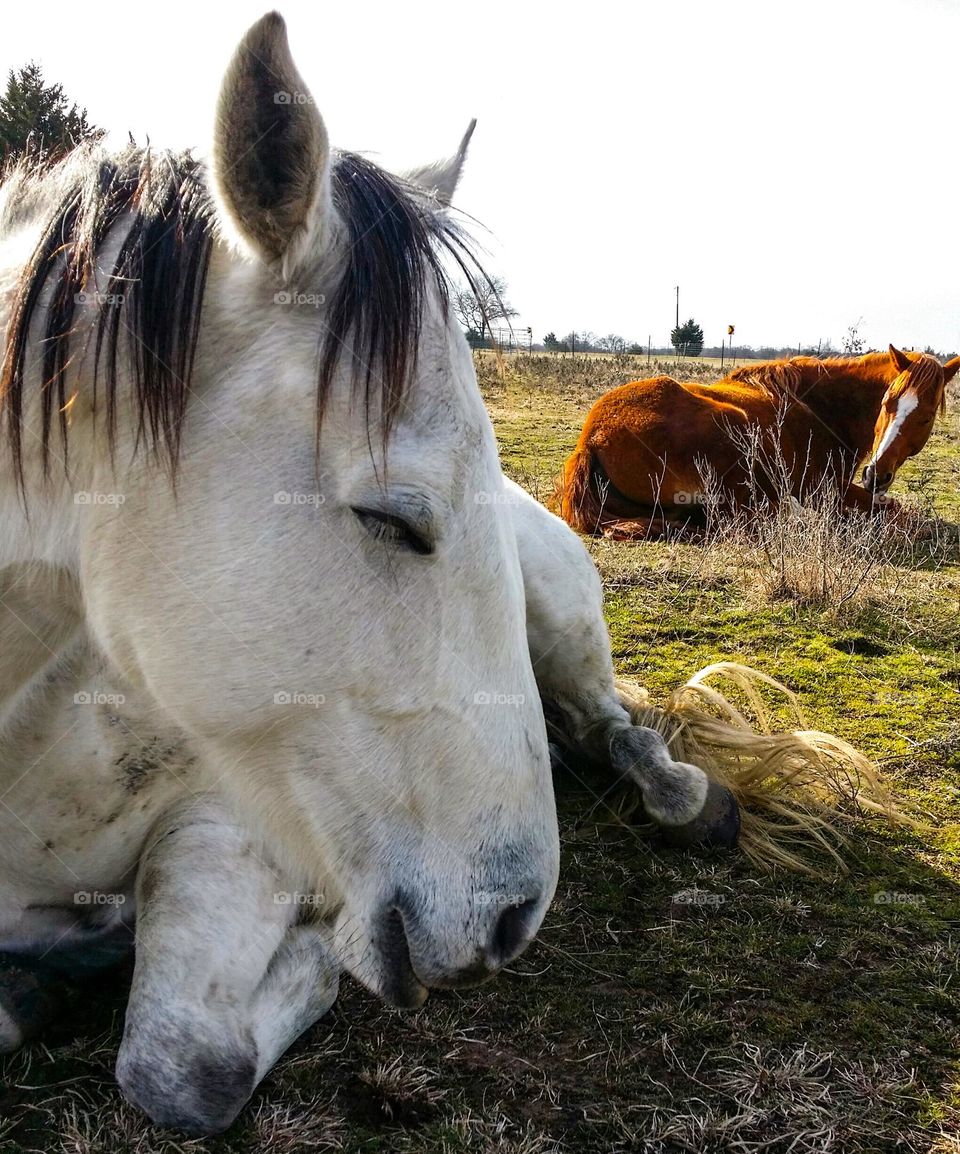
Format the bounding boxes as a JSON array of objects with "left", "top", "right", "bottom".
[
  {"left": 725, "top": 351, "right": 947, "bottom": 417},
  {"left": 725, "top": 360, "right": 804, "bottom": 400},
  {"left": 884, "top": 353, "right": 949, "bottom": 417}
]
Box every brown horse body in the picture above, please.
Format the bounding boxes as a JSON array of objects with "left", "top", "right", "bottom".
[{"left": 558, "top": 348, "right": 958, "bottom": 537}]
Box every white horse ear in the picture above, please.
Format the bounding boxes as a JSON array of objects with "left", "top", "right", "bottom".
[
  {"left": 212, "top": 12, "right": 331, "bottom": 275},
  {"left": 403, "top": 119, "right": 476, "bottom": 206}
]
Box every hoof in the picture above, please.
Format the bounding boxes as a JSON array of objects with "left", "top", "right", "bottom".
[
  {"left": 117, "top": 1037, "right": 258, "bottom": 1135},
  {"left": 660, "top": 781, "right": 741, "bottom": 849}
]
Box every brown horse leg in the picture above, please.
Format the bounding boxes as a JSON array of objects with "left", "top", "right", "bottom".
[
  {"left": 841, "top": 483, "right": 907, "bottom": 518},
  {"left": 601, "top": 514, "right": 705, "bottom": 541}
]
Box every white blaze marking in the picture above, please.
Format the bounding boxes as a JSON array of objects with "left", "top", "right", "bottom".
[{"left": 869, "top": 391, "right": 919, "bottom": 467}]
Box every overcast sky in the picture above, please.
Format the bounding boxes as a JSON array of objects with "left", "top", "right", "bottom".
[{"left": 2, "top": 0, "right": 957, "bottom": 351}]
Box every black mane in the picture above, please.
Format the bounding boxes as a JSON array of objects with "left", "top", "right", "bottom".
[{"left": 0, "top": 145, "right": 482, "bottom": 484}]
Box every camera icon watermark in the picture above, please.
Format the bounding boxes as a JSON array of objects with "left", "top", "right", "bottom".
[
  {"left": 671, "top": 888, "right": 725, "bottom": 908},
  {"left": 273, "top": 690, "right": 326, "bottom": 708},
  {"left": 672, "top": 491, "right": 707, "bottom": 506},
  {"left": 473, "top": 691, "right": 526, "bottom": 707},
  {"left": 74, "top": 490, "right": 126, "bottom": 506},
  {"left": 74, "top": 690, "right": 126, "bottom": 706},
  {"left": 74, "top": 890, "right": 126, "bottom": 907},
  {"left": 273, "top": 91, "right": 313, "bottom": 105},
  {"left": 873, "top": 891, "right": 925, "bottom": 906},
  {"left": 273, "top": 490, "right": 326, "bottom": 507},
  {"left": 474, "top": 489, "right": 521, "bottom": 506},
  {"left": 274, "top": 891, "right": 325, "bottom": 906},
  {"left": 474, "top": 890, "right": 526, "bottom": 907},
  {"left": 75, "top": 290, "right": 124, "bottom": 307},
  {"left": 273, "top": 290, "right": 326, "bottom": 308}
]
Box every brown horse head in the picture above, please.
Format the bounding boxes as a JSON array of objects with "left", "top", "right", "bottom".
[{"left": 861, "top": 346, "right": 960, "bottom": 493}]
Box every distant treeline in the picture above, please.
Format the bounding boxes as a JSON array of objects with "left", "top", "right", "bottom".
[{"left": 524, "top": 334, "right": 959, "bottom": 362}]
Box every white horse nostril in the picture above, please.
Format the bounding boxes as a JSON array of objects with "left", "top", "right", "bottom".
[{"left": 488, "top": 894, "right": 541, "bottom": 966}]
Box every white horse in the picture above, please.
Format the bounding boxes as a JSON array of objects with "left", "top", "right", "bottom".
[{"left": 0, "top": 13, "right": 734, "bottom": 1134}]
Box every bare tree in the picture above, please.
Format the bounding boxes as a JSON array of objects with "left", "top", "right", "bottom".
[
  {"left": 842, "top": 319, "right": 865, "bottom": 357},
  {"left": 452, "top": 275, "right": 518, "bottom": 341},
  {"left": 596, "top": 333, "right": 626, "bottom": 353},
  {"left": 561, "top": 331, "right": 596, "bottom": 353}
]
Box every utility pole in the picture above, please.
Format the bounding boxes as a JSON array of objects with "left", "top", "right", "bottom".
[{"left": 674, "top": 286, "right": 680, "bottom": 360}]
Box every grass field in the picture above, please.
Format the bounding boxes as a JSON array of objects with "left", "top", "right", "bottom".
[{"left": 2, "top": 353, "right": 958, "bottom": 1153}]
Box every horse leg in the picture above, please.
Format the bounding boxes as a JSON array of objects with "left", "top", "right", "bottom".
[
  {"left": 600, "top": 514, "right": 705, "bottom": 541},
  {"left": 116, "top": 796, "right": 339, "bottom": 1135},
  {"left": 841, "top": 482, "right": 906, "bottom": 518},
  {"left": 510, "top": 481, "right": 739, "bottom": 846}
]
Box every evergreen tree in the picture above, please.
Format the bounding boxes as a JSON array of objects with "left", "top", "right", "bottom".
[
  {"left": 670, "top": 318, "right": 705, "bottom": 358},
  {"left": 0, "top": 62, "right": 102, "bottom": 163}
]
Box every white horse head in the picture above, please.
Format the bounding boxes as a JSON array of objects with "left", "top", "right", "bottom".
[{"left": 0, "top": 12, "right": 558, "bottom": 1006}]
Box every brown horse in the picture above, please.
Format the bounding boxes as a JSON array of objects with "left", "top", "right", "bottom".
[{"left": 557, "top": 346, "right": 959, "bottom": 537}]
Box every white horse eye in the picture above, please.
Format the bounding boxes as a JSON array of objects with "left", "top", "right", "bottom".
[{"left": 352, "top": 507, "right": 433, "bottom": 555}]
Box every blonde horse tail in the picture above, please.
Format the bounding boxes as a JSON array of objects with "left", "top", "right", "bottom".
[{"left": 615, "top": 662, "right": 915, "bottom": 875}]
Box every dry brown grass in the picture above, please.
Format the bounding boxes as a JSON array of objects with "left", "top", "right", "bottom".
[
  {"left": 474, "top": 351, "right": 720, "bottom": 399},
  {"left": 686, "top": 414, "right": 960, "bottom": 618},
  {"left": 587, "top": 1043, "right": 927, "bottom": 1153}
]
